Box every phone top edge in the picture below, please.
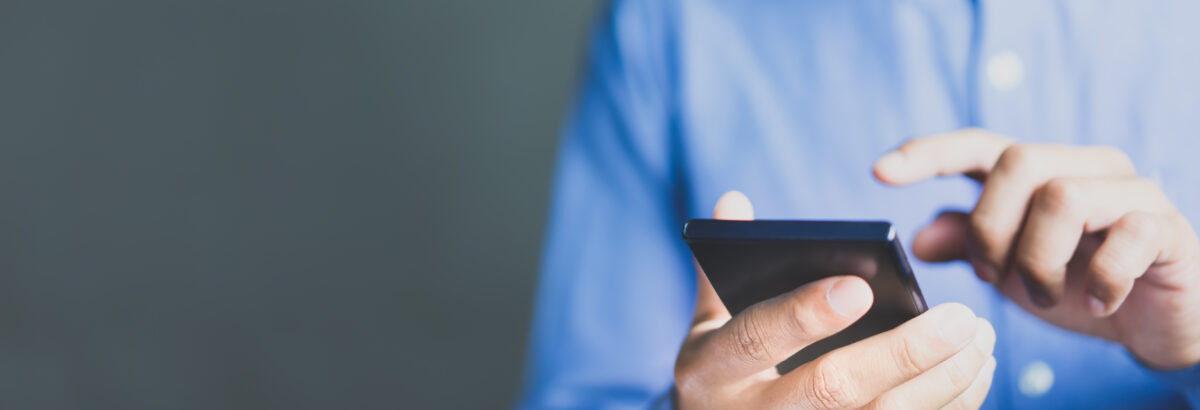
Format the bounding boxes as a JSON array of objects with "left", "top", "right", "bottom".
[{"left": 682, "top": 219, "right": 895, "bottom": 242}]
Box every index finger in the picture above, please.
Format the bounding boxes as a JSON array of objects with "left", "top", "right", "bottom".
[
  {"left": 772, "top": 303, "right": 985, "bottom": 409},
  {"left": 874, "top": 129, "right": 1012, "bottom": 185}
]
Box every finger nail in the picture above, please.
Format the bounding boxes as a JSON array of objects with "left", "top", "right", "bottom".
[
  {"left": 1085, "top": 282, "right": 1116, "bottom": 317},
  {"left": 876, "top": 152, "right": 906, "bottom": 176},
  {"left": 1087, "top": 295, "right": 1108, "bottom": 317},
  {"left": 1025, "top": 282, "right": 1056, "bottom": 309},
  {"left": 827, "top": 277, "right": 872, "bottom": 318},
  {"left": 971, "top": 258, "right": 998, "bottom": 284}
]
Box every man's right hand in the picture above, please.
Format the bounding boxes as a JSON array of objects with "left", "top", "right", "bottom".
[{"left": 674, "top": 191, "right": 997, "bottom": 409}]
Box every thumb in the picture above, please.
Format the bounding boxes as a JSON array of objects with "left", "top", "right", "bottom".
[
  {"left": 912, "top": 211, "right": 971, "bottom": 262},
  {"left": 692, "top": 191, "right": 755, "bottom": 326},
  {"left": 713, "top": 190, "right": 754, "bottom": 220}
]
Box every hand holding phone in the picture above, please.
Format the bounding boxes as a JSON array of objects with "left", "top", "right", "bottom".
[
  {"left": 672, "top": 192, "right": 996, "bottom": 409},
  {"left": 683, "top": 217, "right": 927, "bottom": 371}
]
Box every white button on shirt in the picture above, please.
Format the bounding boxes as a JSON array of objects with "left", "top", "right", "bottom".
[
  {"left": 1019, "top": 360, "right": 1055, "bottom": 397},
  {"left": 986, "top": 50, "right": 1025, "bottom": 91}
]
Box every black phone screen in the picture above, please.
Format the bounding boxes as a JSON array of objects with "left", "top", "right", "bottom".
[{"left": 682, "top": 219, "right": 928, "bottom": 373}]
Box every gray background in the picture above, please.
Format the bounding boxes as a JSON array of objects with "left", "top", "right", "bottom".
[{"left": 0, "top": 0, "right": 598, "bottom": 408}]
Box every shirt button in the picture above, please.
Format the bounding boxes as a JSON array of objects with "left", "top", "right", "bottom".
[
  {"left": 986, "top": 50, "right": 1025, "bottom": 91},
  {"left": 1018, "top": 360, "right": 1055, "bottom": 397}
]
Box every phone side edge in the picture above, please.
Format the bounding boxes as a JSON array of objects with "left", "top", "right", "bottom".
[{"left": 888, "top": 235, "right": 929, "bottom": 313}]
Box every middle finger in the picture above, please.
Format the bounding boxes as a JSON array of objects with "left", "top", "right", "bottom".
[
  {"left": 971, "top": 144, "right": 1135, "bottom": 280},
  {"left": 867, "top": 318, "right": 996, "bottom": 409},
  {"left": 1013, "top": 177, "right": 1169, "bottom": 307}
]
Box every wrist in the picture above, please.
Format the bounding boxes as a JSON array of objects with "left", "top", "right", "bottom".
[
  {"left": 1128, "top": 320, "right": 1200, "bottom": 370},
  {"left": 1132, "top": 350, "right": 1200, "bottom": 372},
  {"left": 1139, "top": 352, "right": 1200, "bottom": 407},
  {"left": 1131, "top": 257, "right": 1200, "bottom": 370}
]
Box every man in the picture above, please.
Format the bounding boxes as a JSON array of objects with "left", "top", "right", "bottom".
[{"left": 520, "top": 1, "right": 1200, "bottom": 408}]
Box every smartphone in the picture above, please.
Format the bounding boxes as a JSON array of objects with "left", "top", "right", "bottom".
[{"left": 682, "top": 219, "right": 928, "bottom": 373}]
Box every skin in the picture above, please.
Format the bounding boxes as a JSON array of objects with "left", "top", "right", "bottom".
[
  {"left": 872, "top": 129, "right": 1200, "bottom": 370},
  {"left": 675, "top": 192, "right": 997, "bottom": 409},
  {"left": 675, "top": 129, "right": 1200, "bottom": 408}
]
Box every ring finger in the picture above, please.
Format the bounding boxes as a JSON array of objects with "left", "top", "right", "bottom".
[
  {"left": 867, "top": 319, "right": 996, "bottom": 409},
  {"left": 1012, "top": 177, "right": 1171, "bottom": 307}
]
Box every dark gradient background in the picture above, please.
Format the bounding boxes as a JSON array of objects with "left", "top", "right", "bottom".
[{"left": 0, "top": 0, "right": 597, "bottom": 408}]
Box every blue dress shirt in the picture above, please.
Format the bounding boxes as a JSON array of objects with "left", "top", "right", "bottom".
[{"left": 519, "top": 0, "right": 1200, "bottom": 408}]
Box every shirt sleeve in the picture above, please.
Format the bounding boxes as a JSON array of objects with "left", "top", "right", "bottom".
[
  {"left": 515, "top": 1, "right": 693, "bottom": 409},
  {"left": 1145, "top": 353, "right": 1200, "bottom": 406}
]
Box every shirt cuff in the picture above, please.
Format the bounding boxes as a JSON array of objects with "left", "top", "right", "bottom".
[{"left": 1143, "top": 356, "right": 1200, "bottom": 408}]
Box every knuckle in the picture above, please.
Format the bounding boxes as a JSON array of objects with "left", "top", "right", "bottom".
[
  {"left": 1134, "top": 178, "right": 1176, "bottom": 210},
  {"left": 892, "top": 336, "right": 926, "bottom": 377},
  {"left": 673, "top": 353, "right": 698, "bottom": 389},
  {"left": 1035, "top": 178, "right": 1084, "bottom": 215},
  {"left": 1014, "top": 247, "right": 1053, "bottom": 278},
  {"left": 730, "top": 314, "right": 774, "bottom": 363},
  {"left": 944, "top": 350, "right": 983, "bottom": 393},
  {"left": 968, "top": 213, "right": 995, "bottom": 240},
  {"left": 1090, "top": 252, "right": 1133, "bottom": 288},
  {"left": 864, "top": 395, "right": 907, "bottom": 410},
  {"left": 942, "top": 397, "right": 971, "bottom": 410},
  {"left": 1117, "top": 211, "right": 1160, "bottom": 240},
  {"left": 968, "top": 213, "right": 1006, "bottom": 256},
  {"left": 996, "top": 144, "right": 1040, "bottom": 174},
  {"left": 786, "top": 296, "right": 818, "bottom": 342},
  {"left": 1096, "top": 145, "right": 1136, "bottom": 174},
  {"left": 672, "top": 367, "right": 700, "bottom": 399},
  {"left": 806, "top": 359, "right": 857, "bottom": 409},
  {"left": 673, "top": 365, "right": 717, "bottom": 409},
  {"left": 673, "top": 337, "right": 711, "bottom": 394}
]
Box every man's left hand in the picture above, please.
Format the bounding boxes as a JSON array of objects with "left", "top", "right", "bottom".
[{"left": 874, "top": 128, "right": 1200, "bottom": 370}]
